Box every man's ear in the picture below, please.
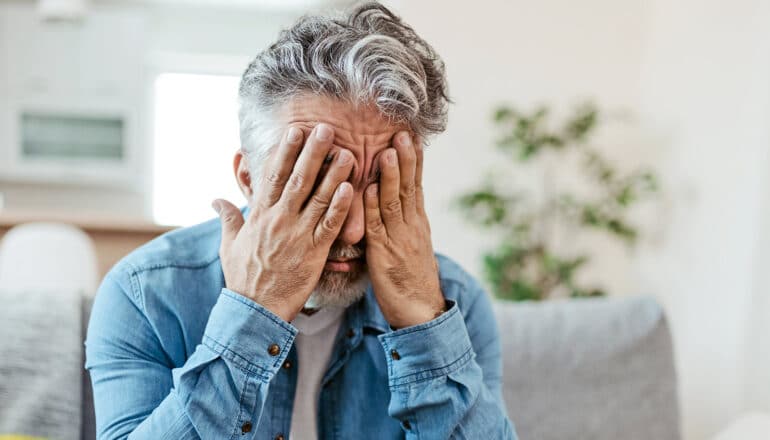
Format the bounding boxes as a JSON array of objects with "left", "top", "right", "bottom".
[{"left": 233, "top": 150, "right": 254, "bottom": 201}]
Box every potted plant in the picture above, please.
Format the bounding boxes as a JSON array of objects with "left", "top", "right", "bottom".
[{"left": 456, "top": 103, "right": 659, "bottom": 301}]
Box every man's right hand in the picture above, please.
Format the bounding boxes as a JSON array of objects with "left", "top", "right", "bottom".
[{"left": 212, "top": 123, "right": 354, "bottom": 322}]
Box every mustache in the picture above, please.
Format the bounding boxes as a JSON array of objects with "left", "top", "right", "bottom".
[{"left": 328, "top": 242, "right": 365, "bottom": 260}]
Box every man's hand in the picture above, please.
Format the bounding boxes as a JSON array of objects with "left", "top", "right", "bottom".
[
  {"left": 213, "top": 124, "right": 354, "bottom": 322},
  {"left": 364, "top": 131, "right": 445, "bottom": 329}
]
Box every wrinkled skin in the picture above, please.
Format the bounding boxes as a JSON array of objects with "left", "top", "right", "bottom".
[{"left": 214, "top": 97, "right": 444, "bottom": 327}]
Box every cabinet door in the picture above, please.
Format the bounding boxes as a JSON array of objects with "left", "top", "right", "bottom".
[{"left": 0, "top": 3, "right": 148, "bottom": 186}]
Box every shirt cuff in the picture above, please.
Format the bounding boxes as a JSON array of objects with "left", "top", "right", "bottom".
[
  {"left": 202, "top": 288, "right": 297, "bottom": 381},
  {"left": 378, "top": 301, "right": 475, "bottom": 387}
]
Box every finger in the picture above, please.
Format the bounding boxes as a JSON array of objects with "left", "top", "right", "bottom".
[
  {"left": 212, "top": 199, "right": 244, "bottom": 245},
  {"left": 314, "top": 182, "right": 354, "bottom": 246},
  {"left": 302, "top": 149, "right": 355, "bottom": 225},
  {"left": 364, "top": 183, "right": 386, "bottom": 239},
  {"left": 392, "top": 131, "right": 417, "bottom": 218},
  {"left": 379, "top": 148, "right": 403, "bottom": 226},
  {"left": 414, "top": 137, "right": 426, "bottom": 215},
  {"left": 259, "top": 127, "right": 304, "bottom": 207},
  {"left": 282, "top": 123, "right": 335, "bottom": 213}
]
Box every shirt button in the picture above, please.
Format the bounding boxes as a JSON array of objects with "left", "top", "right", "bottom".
[
  {"left": 274, "top": 434, "right": 285, "bottom": 440},
  {"left": 268, "top": 344, "right": 281, "bottom": 356},
  {"left": 241, "top": 421, "right": 252, "bottom": 433},
  {"left": 402, "top": 420, "right": 412, "bottom": 430},
  {"left": 390, "top": 349, "right": 401, "bottom": 360},
  {"left": 282, "top": 360, "right": 292, "bottom": 369}
]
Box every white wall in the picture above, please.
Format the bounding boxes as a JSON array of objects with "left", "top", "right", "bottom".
[{"left": 635, "top": 0, "right": 770, "bottom": 438}]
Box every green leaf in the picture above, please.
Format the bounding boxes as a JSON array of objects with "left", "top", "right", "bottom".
[
  {"left": 616, "top": 185, "right": 635, "bottom": 206},
  {"left": 455, "top": 189, "right": 510, "bottom": 227},
  {"left": 565, "top": 103, "right": 598, "bottom": 141},
  {"left": 493, "top": 107, "right": 513, "bottom": 122}
]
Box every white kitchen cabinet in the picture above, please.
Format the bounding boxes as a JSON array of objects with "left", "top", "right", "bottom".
[{"left": 0, "top": 3, "right": 148, "bottom": 186}]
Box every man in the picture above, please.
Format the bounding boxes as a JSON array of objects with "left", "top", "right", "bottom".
[{"left": 85, "top": 3, "right": 516, "bottom": 439}]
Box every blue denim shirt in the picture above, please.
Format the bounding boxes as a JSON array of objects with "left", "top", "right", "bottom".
[{"left": 85, "top": 215, "right": 517, "bottom": 439}]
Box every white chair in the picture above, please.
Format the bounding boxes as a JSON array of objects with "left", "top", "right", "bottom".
[{"left": 0, "top": 222, "right": 98, "bottom": 295}]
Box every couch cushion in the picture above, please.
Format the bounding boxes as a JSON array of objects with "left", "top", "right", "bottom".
[
  {"left": 495, "top": 296, "right": 680, "bottom": 440},
  {"left": 0, "top": 289, "right": 83, "bottom": 440}
]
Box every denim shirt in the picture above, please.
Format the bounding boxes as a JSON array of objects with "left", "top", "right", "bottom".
[{"left": 85, "top": 215, "right": 517, "bottom": 439}]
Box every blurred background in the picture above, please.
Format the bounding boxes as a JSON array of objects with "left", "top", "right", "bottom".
[{"left": 0, "top": 0, "right": 769, "bottom": 438}]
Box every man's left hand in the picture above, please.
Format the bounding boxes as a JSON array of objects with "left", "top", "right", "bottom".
[{"left": 364, "top": 131, "right": 446, "bottom": 329}]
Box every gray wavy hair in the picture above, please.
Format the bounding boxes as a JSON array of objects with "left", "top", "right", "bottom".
[{"left": 238, "top": 1, "right": 450, "bottom": 181}]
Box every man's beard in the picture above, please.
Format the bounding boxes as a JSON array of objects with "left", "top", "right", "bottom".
[{"left": 304, "top": 243, "right": 369, "bottom": 309}]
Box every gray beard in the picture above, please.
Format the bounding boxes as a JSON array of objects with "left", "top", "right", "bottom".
[
  {"left": 304, "top": 269, "right": 369, "bottom": 309},
  {"left": 304, "top": 241, "right": 369, "bottom": 309}
]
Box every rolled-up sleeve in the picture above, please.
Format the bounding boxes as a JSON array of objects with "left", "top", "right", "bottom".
[
  {"left": 202, "top": 288, "right": 296, "bottom": 380},
  {"left": 378, "top": 301, "right": 473, "bottom": 386},
  {"left": 377, "top": 298, "right": 517, "bottom": 439}
]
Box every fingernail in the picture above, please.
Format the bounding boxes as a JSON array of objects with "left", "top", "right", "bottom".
[
  {"left": 367, "top": 184, "right": 378, "bottom": 196},
  {"left": 287, "top": 127, "right": 302, "bottom": 142},
  {"left": 211, "top": 200, "right": 222, "bottom": 214},
  {"left": 399, "top": 132, "right": 411, "bottom": 146},
  {"left": 387, "top": 149, "right": 397, "bottom": 165},
  {"left": 316, "top": 124, "right": 333, "bottom": 141},
  {"left": 337, "top": 182, "right": 352, "bottom": 197}
]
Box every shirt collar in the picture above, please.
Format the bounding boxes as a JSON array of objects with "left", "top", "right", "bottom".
[{"left": 359, "top": 283, "right": 390, "bottom": 333}]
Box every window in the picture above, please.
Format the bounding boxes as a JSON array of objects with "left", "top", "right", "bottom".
[{"left": 152, "top": 73, "right": 245, "bottom": 226}]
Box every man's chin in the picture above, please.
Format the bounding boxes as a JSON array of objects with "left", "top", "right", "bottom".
[{"left": 304, "top": 270, "right": 370, "bottom": 309}]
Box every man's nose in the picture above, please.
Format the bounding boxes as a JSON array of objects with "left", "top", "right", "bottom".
[{"left": 337, "top": 195, "right": 365, "bottom": 246}]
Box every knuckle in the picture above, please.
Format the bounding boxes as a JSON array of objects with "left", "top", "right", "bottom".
[
  {"left": 368, "top": 220, "right": 385, "bottom": 235},
  {"left": 384, "top": 199, "right": 401, "bottom": 215},
  {"left": 221, "top": 213, "right": 237, "bottom": 224},
  {"left": 265, "top": 169, "right": 283, "bottom": 185},
  {"left": 322, "top": 215, "right": 340, "bottom": 232},
  {"left": 288, "top": 172, "right": 306, "bottom": 191},
  {"left": 310, "top": 192, "right": 330, "bottom": 210}
]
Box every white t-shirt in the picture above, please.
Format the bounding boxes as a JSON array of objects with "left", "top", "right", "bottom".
[{"left": 289, "top": 306, "right": 345, "bottom": 440}]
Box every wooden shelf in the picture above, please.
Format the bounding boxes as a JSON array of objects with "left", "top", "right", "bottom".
[
  {"left": 0, "top": 210, "right": 176, "bottom": 234},
  {"left": 0, "top": 210, "right": 179, "bottom": 280}
]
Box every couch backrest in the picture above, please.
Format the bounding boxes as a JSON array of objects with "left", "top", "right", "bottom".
[{"left": 495, "top": 296, "right": 680, "bottom": 440}]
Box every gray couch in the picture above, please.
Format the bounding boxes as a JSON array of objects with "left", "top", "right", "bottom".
[
  {"left": 495, "top": 296, "right": 680, "bottom": 439},
  {"left": 7, "top": 294, "right": 680, "bottom": 439}
]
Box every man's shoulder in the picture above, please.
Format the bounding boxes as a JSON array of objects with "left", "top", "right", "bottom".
[
  {"left": 110, "top": 215, "right": 223, "bottom": 280},
  {"left": 434, "top": 253, "right": 490, "bottom": 308}
]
